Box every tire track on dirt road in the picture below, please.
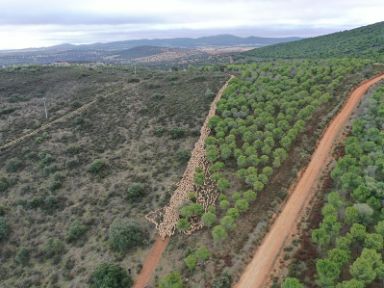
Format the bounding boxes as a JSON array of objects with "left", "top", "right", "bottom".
[{"left": 235, "top": 73, "right": 384, "bottom": 288}]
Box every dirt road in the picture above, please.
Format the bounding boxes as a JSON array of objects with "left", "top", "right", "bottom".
[
  {"left": 235, "top": 73, "right": 384, "bottom": 288},
  {"left": 135, "top": 76, "right": 234, "bottom": 287},
  {"left": 133, "top": 237, "right": 169, "bottom": 288}
]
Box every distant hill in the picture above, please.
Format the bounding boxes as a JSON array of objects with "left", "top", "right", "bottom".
[
  {"left": 79, "top": 34, "right": 300, "bottom": 51},
  {"left": 242, "top": 21, "right": 384, "bottom": 59},
  {"left": 0, "top": 34, "right": 300, "bottom": 67}
]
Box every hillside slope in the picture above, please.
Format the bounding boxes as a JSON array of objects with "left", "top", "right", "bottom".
[
  {"left": 0, "top": 65, "right": 226, "bottom": 287},
  {"left": 241, "top": 21, "right": 384, "bottom": 59}
]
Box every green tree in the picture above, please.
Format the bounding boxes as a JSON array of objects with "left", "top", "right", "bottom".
[
  {"left": 235, "top": 199, "right": 250, "bottom": 212},
  {"left": 226, "top": 208, "right": 240, "bottom": 219},
  {"left": 177, "top": 218, "right": 191, "bottom": 233},
  {"left": 335, "top": 279, "right": 364, "bottom": 288},
  {"left": 108, "top": 219, "right": 147, "bottom": 254},
  {"left": 202, "top": 211, "right": 217, "bottom": 228},
  {"left": 220, "top": 215, "right": 235, "bottom": 230},
  {"left": 282, "top": 277, "right": 304, "bottom": 288},
  {"left": 159, "top": 271, "right": 184, "bottom": 288},
  {"left": 316, "top": 258, "right": 340, "bottom": 286},
  {"left": 89, "top": 263, "right": 132, "bottom": 288},
  {"left": 212, "top": 225, "right": 228, "bottom": 242},
  {"left": 126, "top": 183, "right": 146, "bottom": 201},
  {"left": 350, "top": 248, "right": 384, "bottom": 284},
  {"left": 184, "top": 254, "right": 197, "bottom": 270},
  {"left": 217, "top": 178, "right": 230, "bottom": 192}
]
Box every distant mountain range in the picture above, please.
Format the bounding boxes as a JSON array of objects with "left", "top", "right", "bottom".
[{"left": 0, "top": 34, "right": 301, "bottom": 66}]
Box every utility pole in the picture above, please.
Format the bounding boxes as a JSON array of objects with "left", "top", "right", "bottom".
[{"left": 43, "top": 97, "right": 48, "bottom": 119}]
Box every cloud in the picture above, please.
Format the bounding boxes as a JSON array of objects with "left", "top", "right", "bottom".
[{"left": 0, "top": 0, "right": 383, "bottom": 49}]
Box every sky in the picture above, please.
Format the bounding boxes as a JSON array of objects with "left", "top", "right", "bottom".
[{"left": 0, "top": 0, "right": 383, "bottom": 50}]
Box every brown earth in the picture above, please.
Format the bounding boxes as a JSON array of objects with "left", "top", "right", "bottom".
[
  {"left": 133, "top": 237, "right": 170, "bottom": 288},
  {"left": 235, "top": 73, "right": 384, "bottom": 288}
]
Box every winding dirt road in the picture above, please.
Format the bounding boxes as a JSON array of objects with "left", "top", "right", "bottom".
[{"left": 235, "top": 73, "right": 384, "bottom": 288}]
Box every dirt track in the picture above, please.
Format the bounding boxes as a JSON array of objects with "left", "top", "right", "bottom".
[
  {"left": 134, "top": 76, "right": 233, "bottom": 288},
  {"left": 133, "top": 237, "right": 169, "bottom": 288},
  {"left": 235, "top": 73, "right": 384, "bottom": 288},
  {"left": 0, "top": 99, "right": 96, "bottom": 152}
]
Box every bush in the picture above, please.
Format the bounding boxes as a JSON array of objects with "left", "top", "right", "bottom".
[
  {"left": 0, "top": 177, "right": 10, "bottom": 193},
  {"left": 176, "top": 150, "right": 191, "bottom": 163},
  {"left": 109, "top": 219, "right": 147, "bottom": 254},
  {"left": 15, "top": 247, "right": 30, "bottom": 266},
  {"left": 6, "top": 158, "right": 23, "bottom": 173},
  {"left": 44, "top": 238, "right": 65, "bottom": 259},
  {"left": 126, "top": 183, "right": 146, "bottom": 201},
  {"left": 170, "top": 127, "right": 186, "bottom": 139},
  {"left": 0, "top": 217, "right": 10, "bottom": 241},
  {"left": 159, "top": 271, "right": 184, "bottom": 288},
  {"left": 88, "top": 159, "right": 107, "bottom": 175},
  {"left": 89, "top": 263, "right": 132, "bottom": 288},
  {"left": 66, "top": 220, "right": 88, "bottom": 242},
  {"left": 212, "top": 272, "right": 232, "bottom": 288},
  {"left": 154, "top": 127, "right": 166, "bottom": 137}
]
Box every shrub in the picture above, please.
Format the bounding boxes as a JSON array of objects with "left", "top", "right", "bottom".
[
  {"left": 66, "top": 220, "right": 88, "bottom": 242},
  {"left": 176, "top": 150, "right": 191, "bottom": 163},
  {"left": 0, "top": 177, "right": 10, "bottom": 193},
  {"left": 154, "top": 127, "right": 167, "bottom": 137},
  {"left": 0, "top": 217, "right": 10, "bottom": 241},
  {"left": 170, "top": 127, "right": 186, "bottom": 139},
  {"left": 15, "top": 247, "right": 30, "bottom": 266},
  {"left": 65, "top": 145, "right": 81, "bottom": 155},
  {"left": 6, "top": 158, "right": 23, "bottom": 173},
  {"left": 88, "top": 159, "right": 107, "bottom": 174},
  {"left": 212, "top": 272, "right": 232, "bottom": 288},
  {"left": 44, "top": 238, "right": 65, "bottom": 259},
  {"left": 126, "top": 183, "right": 146, "bottom": 201},
  {"left": 159, "top": 271, "right": 184, "bottom": 288},
  {"left": 89, "top": 263, "right": 132, "bottom": 288},
  {"left": 109, "top": 219, "right": 147, "bottom": 254}
]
